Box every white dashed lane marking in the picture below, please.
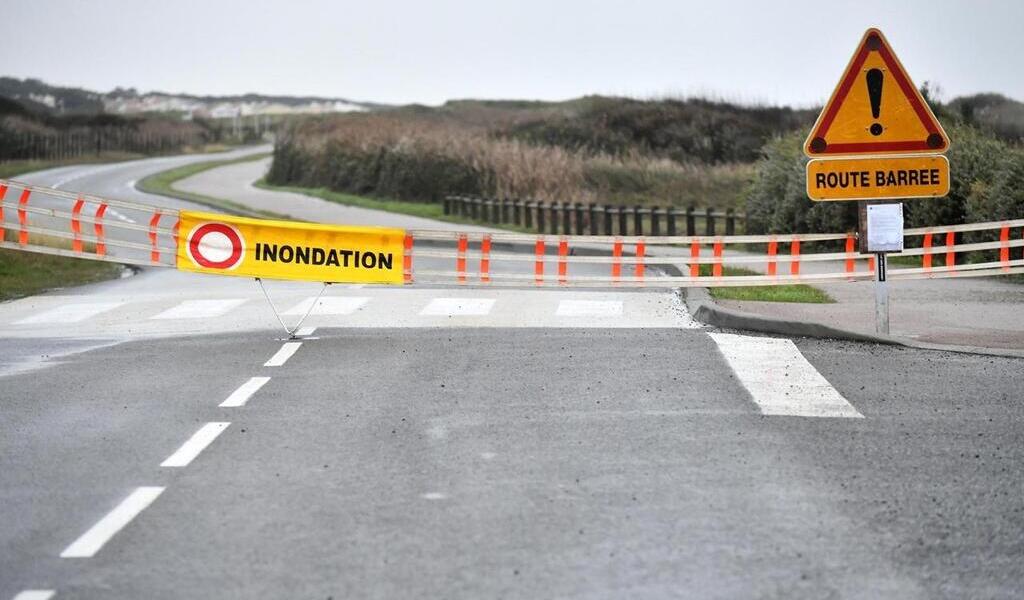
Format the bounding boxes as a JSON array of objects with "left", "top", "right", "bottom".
[
  {"left": 220, "top": 377, "right": 271, "bottom": 408},
  {"left": 556, "top": 300, "right": 623, "bottom": 317},
  {"left": 708, "top": 332, "right": 863, "bottom": 418},
  {"left": 420, "top": 298, "right": 495, "bottom": 316},
  {"left": 12, "top": 591, "right": 55, "bottom": 600},
  {"left": 264, "top": 342, "right": 302, "bottom": 367},
  {"left": 160, "top": 422, "right": 231, "bottom": 467},
  {"left": 14, "top": 302, "right": 125, "bottom": 325},
  {"left": 60, "top": 486, "right": 165, "bottom": 558},
  {"left": 294, "top": 326, "right": 317, "bottom": 336},
  {"left": 283, "top": 297, "right": 369, "bottom": 316},
  {"left": 150, "top": 299, "right": 247, "bottom": 320}
]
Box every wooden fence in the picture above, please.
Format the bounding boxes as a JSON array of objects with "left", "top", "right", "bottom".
[{"left": 444, "top": 196, "right": 743, "bottom": 236}]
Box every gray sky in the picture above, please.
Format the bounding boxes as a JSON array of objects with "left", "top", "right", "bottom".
[{"left": 2, "top": 0, "right": 1021, "bottom": 106}]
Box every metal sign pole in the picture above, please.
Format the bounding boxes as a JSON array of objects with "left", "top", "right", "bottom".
[{"left": 874, "top": 252, "right": 889, "bottom": 334}]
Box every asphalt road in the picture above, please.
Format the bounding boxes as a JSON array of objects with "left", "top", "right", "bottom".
[{"left": 1, "top": 152, "right": 1022, "bottom": 599}]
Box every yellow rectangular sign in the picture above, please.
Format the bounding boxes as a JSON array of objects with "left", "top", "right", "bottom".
[
  {"left": 176, "top": 210, "right": 405, "bottom": 284},
  {"left": 806, "top": 154, "right": 950, "bottom": 201}
]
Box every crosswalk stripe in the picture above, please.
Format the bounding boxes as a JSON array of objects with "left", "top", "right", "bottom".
[
  {"left": 420, "top": 298, "right": 495, "bottom": 316},
  {"left": 14, "top": 302, "right": 125, "bottom": 325},
  {"left": 555, "top": 300, "right": 623, "bottom": 317},
  {"left": 708, "top": 332, "right": 863, "bottom": 418},
  {"left": 283, "top": 296, "right": 369, "bottom": 316},
  {"left": 150, "top": 299, "right": 247, "bottom": 320}
]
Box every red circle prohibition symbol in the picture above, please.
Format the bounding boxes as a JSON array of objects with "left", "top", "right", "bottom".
[{"left": 186, "top": 222, "right": 245, "bottom": 270}]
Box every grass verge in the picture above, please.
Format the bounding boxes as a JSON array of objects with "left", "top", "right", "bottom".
[
  {"left": 704, "top": 265, "right": 834, "bottom": 304},
  {"left": 136, "top": 152, "right": 278, "bottom": 218},
  {"left": 0, "top": 245, "right": 122, "bottom": 301}
]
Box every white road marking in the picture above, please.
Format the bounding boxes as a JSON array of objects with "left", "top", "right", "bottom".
[
  {"left": 556, "top": 299, "right": 623, "bottom": 317},
  {"left": 480, "top": 452, "right": 497, "bottom": 460},
  {"left": 294, "top": 326, "right": 317, "bottom": 337},
  {"left": 220, "top": 377, "right": 271, "bottom": 408},
  {"left": 160, "top": 422, "right": 230, "bottom": 467},
  {"left": 283, "top": 297, "right": 369, "bottom": 316},
  {"left": 264, "top": 342, "right": 302, "bottom": 367},
  {"left": 14, "top": 302, "right": 125, "bottom": 325},
  {"left": 421, "top": 492, "right": 447, "bottom": 500},
  {"left": 150, "top": 299, "right": 247, "bottom": 320},
  {"left": 12, "top": 591, "right": 55, "bottom": 600},
  {"left": 60, "top": 486, "right": 165, "bottom": 558},
  {"left": 708, "top": 333, "right": 863, "bottom": 418},
  {"left": 420, "top": 298, "right": 495, "bottom": 316}
]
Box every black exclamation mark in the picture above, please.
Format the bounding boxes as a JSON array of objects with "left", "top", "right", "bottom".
[{"left": 866, "top": 68, "right": 884, "bottom": 136}]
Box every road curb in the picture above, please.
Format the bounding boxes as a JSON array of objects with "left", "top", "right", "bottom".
[{"left": 683, "top": 286, "right": 1024, "bottom": 359}]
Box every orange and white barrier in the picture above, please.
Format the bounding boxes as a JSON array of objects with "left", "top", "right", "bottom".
[{"left": 2, "top": 178, "right": 1023, "bottom": 288}]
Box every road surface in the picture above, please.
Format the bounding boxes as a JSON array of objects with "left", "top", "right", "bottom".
[{"left": 1, "top": 152, "right": 1022, "bottom": 599}]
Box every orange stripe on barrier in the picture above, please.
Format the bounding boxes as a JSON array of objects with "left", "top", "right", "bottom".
[
  {"left": 17, "top": 189, "right": 31, "bottom": 246},
  {"left": 403, "top": 233, "right": 414, "bottom": 283},
  {"left": 534, "top": 238, "right": 545, "bottom": 284},
  {"left": 922, "top": 232, "right": 933, "bottom": 270},
  {"left": 945, "top": 231, "right": 955, "bottom": 270},
  {"left": 148, "top": 210, "right": 162, "bottom": 263},
  {"left": 690, "top": 241, "right": 700, "bottom": 278},
  {"left": 94, "top": 203, "right": 108, "bottom": 257},
  {"left": 71, "top": 197, "right": 85, "bottom": 254},
  {"left": 172, "top": 219, "right": 180, "bottom": 248},
  {"left": 868, "top": 255, "right": 876, "bottom": 273},
  {"left": 0, "top": 183, "right": 7, "bottom": 227},
  {"left": 480, "top": 234, "right": 492, "bottom": 283},
  {"left": 767, "top": 239, "right": 777, "bottom": 276},
  {"left": 999, "top": 226, "right": 1010, "bottom": 270},
  {"left": 844, "top": 234, "right": 855, "bottom": 274},
  {"left": 634, "top": 241, "right": 646, "bottom": 279},
  {"left": 790, "top": 239, "right": 801, "bottom": 276},
  {"left": 712, "top": 240, "right": 723, "bottom": 278},
  {"left": 611, "top": 239, "right": 622, "bottom": 281},
  {"left": 456, "top": 233, "right": 468, "bottom": 283},
  {"left": 558, "top": 238, "right": 569, "bottom": 284}
]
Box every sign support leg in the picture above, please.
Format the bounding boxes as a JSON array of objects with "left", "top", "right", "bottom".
[{"left": 874, "top": 252, "right": 889, "bottom": 334}]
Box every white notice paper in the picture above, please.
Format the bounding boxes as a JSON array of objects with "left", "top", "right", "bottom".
[{"left": 867, "top": 203, "right": 904, "bottom": 253}]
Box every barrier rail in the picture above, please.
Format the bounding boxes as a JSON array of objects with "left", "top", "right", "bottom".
[{"left": 2, "top": 178, "right": 1023, "bottom": 288}]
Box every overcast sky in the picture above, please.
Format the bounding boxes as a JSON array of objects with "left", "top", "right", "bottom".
[{"left": 2, "top": 0, "right": 1021, "bottom": 107}]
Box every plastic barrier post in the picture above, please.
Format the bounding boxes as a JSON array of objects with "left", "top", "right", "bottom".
[
  {"left": 71, "top": 197, "right": 85, "bottom": 253},
  {"left": 1000, "top": 226, "right": 1010, "bottom": 270},
  {"left": 634, "top": 241, "right": 646, "bottom": 280},
  {"left": 558, "top": 238, "right": 569, "bottom": 284},
  {"left": 689, "top": 241, "right": 700, "bottom": 278},
  {"left": 17, "top": 189, "right": 31, "bottom": 246},
  {"left": 403, "top": 234, "right": 414, "bottom": 283},
  {"left": 790, "top": 239, "right": 801, "bottom": 276},
  {"left": 480, "top": 234, "right": 491, "bottom": 283},
  {"left": 456, "top": 234, "right": 468, "bottom": 283},
  {"left": 945, "top": 231, "right": 955, "bottom": 270},
  {"left": 0, "top": 184, "right": 7, "bottom": 229},
  {"left": 923, "top": 232, "right": 933, "bottom": 270},
  {"left": 712, "top": 240, "right": 723, "bottom": 277},
  {"left": 611, "top": 239, "right": 623, "bottom": 281},
  {"left": 534, "top": 238, "right": 545, "bottom": 284},
  {"left": 767, "top": 240, "right": 777, "bottom": 277},
  {"left": 845, "top": 234, "right": 855, "bottom": 274},
  {"left": 94, "top": 203, "right": 108, "bottom": 257},
  {"left": 148, "top": 210, "right": 162, "bottom": 263}
]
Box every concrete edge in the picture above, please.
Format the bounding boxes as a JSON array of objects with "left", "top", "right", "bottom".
[{"left": 682, "top": 286, "right": 1024, "bottom": 359}]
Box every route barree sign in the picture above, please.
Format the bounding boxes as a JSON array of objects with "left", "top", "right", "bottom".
[{"left": 804, "top": 28, "right": 950, "bottom": 202}]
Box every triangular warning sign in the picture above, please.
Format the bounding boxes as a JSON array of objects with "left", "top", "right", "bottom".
[{"left": 804, "top": 28, "right": 949, "bottom": 157}]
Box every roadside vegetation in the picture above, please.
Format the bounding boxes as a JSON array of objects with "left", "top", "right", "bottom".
[{"left": 265, "top": 96, "right": 788, "bottom": 210}]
